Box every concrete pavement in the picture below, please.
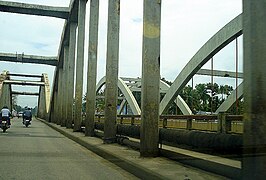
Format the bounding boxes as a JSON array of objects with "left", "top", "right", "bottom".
[{"left": 38, "top": 118, "right": 232, "bottom": 179}]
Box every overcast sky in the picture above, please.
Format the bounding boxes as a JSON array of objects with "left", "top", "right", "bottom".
[{"left": 0, "top": 0, "right": 242, "bottom": 108}]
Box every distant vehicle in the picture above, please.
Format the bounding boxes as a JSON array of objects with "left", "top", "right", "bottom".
[{"left": 17, "top": 112, "right": 23, "bottom": 118}]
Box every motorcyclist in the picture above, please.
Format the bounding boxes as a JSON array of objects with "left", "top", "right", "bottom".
[
  {"left": 0, "top": 106, "right": 12, "bottom": 127},
  {"left": 23, "top": 107, "right": 32, "bottom": 124}
]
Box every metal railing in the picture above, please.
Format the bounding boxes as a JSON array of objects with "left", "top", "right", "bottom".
[{"left": 92, "top": 113, "right": 243, "bottom": 134}]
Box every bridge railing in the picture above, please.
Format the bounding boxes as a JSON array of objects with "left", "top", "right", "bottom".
[{"left": 91, "top": 113, "right": 243, "bottom": 134}]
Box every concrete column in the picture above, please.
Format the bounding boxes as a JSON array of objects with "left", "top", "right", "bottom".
[
  {"left": 85, "top": 0, "right": 100, "bottom": 136},
  {"left": 0, "top": 84, "right": 11, "bottom": 110},
  {"left": 57, "top": 67, "right": 63, "bottom": 125},
  {"left": 43, "top": 74, "right": 51, "bottom": 120},
  {"left": 217, "top": 112, "right": 230, "bottom": 133},
  {"left": 55, "top": 72, "right": 61, "bottom": 124},
  {"left": 73, "top": 0, "right": 86, "bottom": 132},
  {"left": 53, "top": 85, "right": 59, "bottom": 123},
  {"left": 140, "top": 0, "right": 161, "bottom": 157},
  {"left": 66, "top": 22, "right": 77, "bottom": 129},
  {"left": 242, "top": 1, "right": 266, "bottom": 179},
  {"left": 49, "top": 69, "right": 58, "bottom": 123},
  {"left": 104, "top": 0, "right": 120, "bottom": 143},
  {"left": 61, "top": 46, "right": 69, "bottom": 127}
]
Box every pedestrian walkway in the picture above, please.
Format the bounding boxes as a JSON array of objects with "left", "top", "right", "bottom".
[{"left": 39, "top": 118, "right": 233, "bottom": 179}]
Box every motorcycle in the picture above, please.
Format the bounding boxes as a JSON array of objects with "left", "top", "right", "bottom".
[
  {"left": 1, "top": 117, "right": 9, "bottom": 132},
  {"left": 23, "top": 117, "right": 31, "bottom": 127}
]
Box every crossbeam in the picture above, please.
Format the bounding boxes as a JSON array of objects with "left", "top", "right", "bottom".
[
  {"left": 4, "top": 80, "right": 45, "bottom": 86},
  {"left": 8, "top": 73, "right": 42, "bottom": 78},
  {"left": 0, "top": 1, "right": 69, "bottom": 19},
  {"left": 197, "top": 69, "right": 243, "bottom": 78},
  {"left": 0, "top": 53, "right": 58, "bottom": 66},
  {"left": 12, "top": 91, "right": 39, "bottom": 96}
]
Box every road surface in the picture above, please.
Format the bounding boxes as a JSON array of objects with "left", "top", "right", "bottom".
[{"left": 0, "top": 117, "right": 138, "bottom": 180}]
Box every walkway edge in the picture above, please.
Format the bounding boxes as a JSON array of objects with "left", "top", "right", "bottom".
[{"left": 38, "top": 118, "right": 166, "bottom": 180}]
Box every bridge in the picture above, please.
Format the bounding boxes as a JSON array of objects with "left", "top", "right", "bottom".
[{"left": 0, "top": 0, "right": 265, "bottom": 179}]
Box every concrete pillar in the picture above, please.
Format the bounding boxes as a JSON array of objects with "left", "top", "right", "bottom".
[
  {"left": 73, "top": 0, "right": 86, "bottom": 132},
  {"left": 61, "top": 46, "right": 69, "bottom": 127},
  {"left": 43, "top": 74, "right": 51, "bottom": 121},
  {"left": 104, "top": 0, "right": 120, "bottom": 143},
  {"left": 217, "top": 112, "right": 230, "bottom": 133},
  {"left": 57, "top": 67, "right": 63, "bottom": 125},
  {"left": 140, "top": 0, "right": 161, "bottom": 157},
  {"left": 66, "top": 22, "right": 77, "bottom": 129},
  {"left": 242, "top": 1, "right": 266, "bottom": 179},
  {"left": 0, "top": 84, "right": 11, "bottom": 110},
  {"left": 85, "top": 0, "right": 100, "bottom": 136},
  {"left": 54, "top": 73, "right": 60, "bottom": 124},
  {"left": 50, "top": 71, "right": 58, "bottom": 123}
]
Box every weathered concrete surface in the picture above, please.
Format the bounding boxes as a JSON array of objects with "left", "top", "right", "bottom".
[
  {"left": 0, "top": 53, "right": 58, "bottom": 66},
  {"left": 11, "top": 91, "right": 39, "bottom": 96},
  {"left": 37, "top": 74, "right": 50, "bottom": 120},
  {"left": 0, "top": 71, "right": 9, "bottom": 109},
  {"left": 3, "top": 80, "right": 45, "bottom": 86},
  {"left": 0, "top": 83, "right": 11, "bottom": 109},
  {"left": 242, "top": 1, "right": 266, "bottom": 179},
  {"left": 8, "top": 73, "right": 42, "bottom": 78},
  {"left": 0, "top": 1, "right": 69, "bottom": 19},
  {"left": 0, "top": 118, "right": 137, "bottom": 179},
  {"left": 40, "top": 118, "right": 230, "bottom": 180},
  {"left": 159, "top": 14, "right": 243, "bottom": 115},
  {"left": 104, "top": 0, "right": 120, "bottom": 142},
  {"left": 118, "top": 77, "right": 192, "bottom": 115},
  {"left": 57, "top": 67, "right": 64, "bottom": 125},
  {"left": 85, "top": 0, "right": 100, "bottom": 136},
  {"left": 140, "top": 0, "right": 161, "bottom": 157},
  {"left": 97, "top": 77, "right": 141, "bottom": 115},
  {"left": 73, "top": 0, "right": 86, "bottom": 132},
  {"left": 66, "top": 22, "right": 77, "bottom": 128},
  {"left": 61, "top": 46, "right": 69, "bottom": 127},
  {"left": 197, "top": 69, "right": 243, "bottom": 78},
  {"left": 215, "top": 82, "right": 243, "bottom": 113}
]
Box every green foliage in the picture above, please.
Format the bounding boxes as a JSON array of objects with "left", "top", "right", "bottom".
[{"left": 179, "top": 82, "right": 237, "bottom": 114}]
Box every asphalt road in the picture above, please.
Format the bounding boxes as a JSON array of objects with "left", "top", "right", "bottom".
[{"left": 0, "top": 117, "right": 138, "bottom": 180}]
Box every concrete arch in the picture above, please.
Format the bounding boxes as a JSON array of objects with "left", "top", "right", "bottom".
[
  {"left": 160, "top": 81, "right": 192, "bottom": 115},
  {"left": 97, "top": 77, "right": 192, "bottom": 115},
  {"left": 159, "top": 14, "right": 243, "bottom": 114},
  {"left": 38, "top": 73, "right": 51, "bottom": 120},
  {"left": 215, "top": 82, "right": 243, "bottom": 113},
  {"left": 96, "top": 76, "right": 141, "bottom": 115},
  {"left": 128, "top": 79, "right": 192, "bottom": 115}
]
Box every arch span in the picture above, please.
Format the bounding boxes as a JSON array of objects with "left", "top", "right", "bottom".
[
  {"left": 215, "top": 82, "right": 243, "bottom": 113},
  {"left": 96, "top": 77, "right": 192, "bottom": 115},
  {"left": 159, "top": 14, "right": 243, "bottom": 114},
  {"left": 96, "top": 76, "right": 141, "bottom": 115}
]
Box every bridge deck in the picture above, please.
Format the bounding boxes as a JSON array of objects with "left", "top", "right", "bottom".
[
  {"left": 41, "top": 118, "right": 237, "bottom": 179},
  {"left": 0, "top": 117, "right": 136, "bottom": 179}
]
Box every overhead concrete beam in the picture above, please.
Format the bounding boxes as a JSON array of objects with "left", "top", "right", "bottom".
[
  {"left": 0, "top": 53, "right": 58, "bottom": 66},
  {"left": 12, "top": 91, "right": 39, "bottom": 96},
  {"left": 4, "top": 80, "right": 45, "bottom": 86},
  {"left": 8, "top": 73, "right": 42, "bottom": 78},
  {"left": 197, "top": 69, "right": 243, "bottom": 78},
  {"left": 0, "top": 1, "right": 69, "bottom": 19},
  {"left": 121, "top": 77, "right": 141, "bottom": 82}
]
